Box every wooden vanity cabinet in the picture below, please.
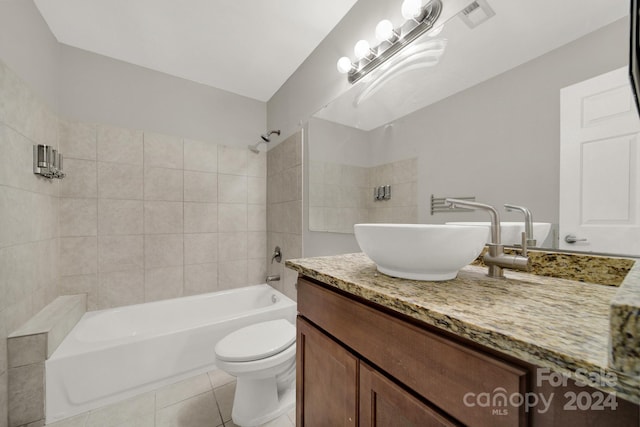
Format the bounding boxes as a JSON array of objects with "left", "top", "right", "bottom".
[
  {"left": 295, "top": 276, "right": 639, "bottom": 427},
  {"left": 296, "top": 277, "right": 527, "bottom": 427},
  {"left": 358, "top": 360, "right": 462, "bottom": 427},
  {"left": 297, "top": 316, "right": 459, "bottom": 427},
  {"left": 296, "top": 316, "right": 358, "bottom": 426}
]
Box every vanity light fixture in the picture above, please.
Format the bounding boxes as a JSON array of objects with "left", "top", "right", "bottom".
[
  {"left": 401, "top": 0, "right": 423, "bottom": 20},
  {"left": 337, "top": 0, "right": 443, "bottom": 84},
  {"left": 354, "top": 39, "right": 373, "bottom": 60},
  {"left": 375, "top": 19, "right": 399, "bottom": 43}
]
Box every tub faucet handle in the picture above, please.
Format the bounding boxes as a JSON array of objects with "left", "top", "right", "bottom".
[{"left": 271, "top": 246, "right": 282, "bottom": 264}]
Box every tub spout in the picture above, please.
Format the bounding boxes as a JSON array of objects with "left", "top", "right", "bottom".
[{"left": 266, "top": 274, "right": 280, "bottom": 282}]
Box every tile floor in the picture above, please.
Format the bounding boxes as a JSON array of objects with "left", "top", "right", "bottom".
[{"left": 46, "top": 370, "right": 296, "bottom": 427}]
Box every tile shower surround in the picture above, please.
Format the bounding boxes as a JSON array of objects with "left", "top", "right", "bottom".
[
  {"left": 308, "top": 161, "right": 369, "bottom": 233},
  {"left": 0, "top": 57, "right": 300, "bottom": 426},
  {"left": 1, "top": 60, "right": 60, "bottom": 427},
  {"left": 267, "top": 132, "right": 303, "bottom": 302},
  {"left": 58, "top": 122, "right": 268, "bottom": 310},
  {"left": 308, "top": 158, "right": 418, "bottom": 233}
]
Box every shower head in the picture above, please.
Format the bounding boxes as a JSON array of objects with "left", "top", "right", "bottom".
[
  {"left": 249, "top": 130, "right": 281, "bottom": 153},
  {"left": 260, "top": 129, "right": 281, "bottom": 143}
]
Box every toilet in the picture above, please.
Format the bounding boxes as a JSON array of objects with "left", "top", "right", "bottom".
[{"left": 214, "top": 319, "right": 296, "bottom": 427}]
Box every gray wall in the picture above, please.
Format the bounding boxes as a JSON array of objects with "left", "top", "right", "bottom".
[
  {"left": 0, "top": 1, "right": 267, "bottom": 151},
  {"left": 295, "top": 18, "right": 627, "bottom": 256},
  {"left": 369, "top": 18, "right": 628, "bottom": 226},
  {"left": 0, "top": 0, "right": 60, "bottom": 108},
  {"left": 59, "top": 45, "right": 266, "bottom": 149}
]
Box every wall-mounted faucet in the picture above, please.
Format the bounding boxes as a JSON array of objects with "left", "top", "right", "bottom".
[
  {"left": 504, "top": 203, "right": 536, "bottom": 247},
  {"left": 446, "top": 199, "right": 530, "bottom": 278}
]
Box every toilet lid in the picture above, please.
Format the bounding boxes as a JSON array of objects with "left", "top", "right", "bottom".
[{"left": 215, "top": 319, "right": 296, "bottom": 362}]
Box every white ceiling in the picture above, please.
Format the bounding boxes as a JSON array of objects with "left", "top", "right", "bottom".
[
  {"left": 314, "top": 0, "right": 629, "bottom": 130},
  {"left": 33, "top": 0, "right": 358, "bottom": 102}
]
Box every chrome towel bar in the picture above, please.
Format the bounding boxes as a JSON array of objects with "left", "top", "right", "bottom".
[{"left": 430, "top": 194, "right": 475, "bottom": 215}]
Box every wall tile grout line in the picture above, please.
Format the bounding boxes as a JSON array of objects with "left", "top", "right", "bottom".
[
  {"left": 92, "top": 124, "right": 100, "bottom": 310},
  {"left": 0, "top": 181, "right": 59, "bottom": 198},
  {"left": 142, "top": 131, "right": 147, "bottom": 305},
  {"left": 0, "top": 236, "right": 59, "bottom": 252},
  {"left": 182, "top": 137, "right": 186, "bottom": 298}
]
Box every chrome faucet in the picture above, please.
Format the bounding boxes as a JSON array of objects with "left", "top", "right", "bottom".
[
  {"left": 271, "top": 246, "right": 282, "bottom": 264},
  {"left": 504, "top": 203, "right": 536, "bottom": 247},
  {"left": 446, "top": 199, "right": 530, "bottom": 278}
]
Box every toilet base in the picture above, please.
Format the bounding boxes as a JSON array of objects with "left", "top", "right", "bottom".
[{"left": 231, "top": 376, "right": 295, "bottom": 427}]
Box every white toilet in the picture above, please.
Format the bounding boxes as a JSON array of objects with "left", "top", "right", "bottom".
[{"left": 214, "top": 319, "right": 296, "bottom": 427}]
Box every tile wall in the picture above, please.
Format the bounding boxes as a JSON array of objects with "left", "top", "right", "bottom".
[
  {"left": 0, "top": 60, "right": 60, "bottom": 427},
  {"left": 367, "top": 158, "right": 418, "bottom": 224},
  {"left": 7, "top": 295, "right": 86, "bottom": 427},
  {"left": 308, "top": 161, "right": 368, "bottom": 233},
  {"left": 308, "top": 157, "right": 418, "bottom": 234},
  {"left": 0, "top": 57, "right": 302, "bottom": 426},
  {"left": 58, "top": 121, "right": 268, "bottom": 310},
  {"left": 267, "top": 132, "right": 303, "bottom": 301}
]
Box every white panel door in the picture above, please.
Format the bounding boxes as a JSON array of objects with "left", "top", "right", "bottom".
[{"left": 560, "top": 67, "right": 640, "bottom": 255}]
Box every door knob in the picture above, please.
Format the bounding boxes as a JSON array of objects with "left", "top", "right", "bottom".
[{"left": 564, "top": 234, "right": 588, "bottom": 244}]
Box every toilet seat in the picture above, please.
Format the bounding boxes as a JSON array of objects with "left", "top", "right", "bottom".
[{"left": 215, "top": 319, "right": 295, "bottom": 362}]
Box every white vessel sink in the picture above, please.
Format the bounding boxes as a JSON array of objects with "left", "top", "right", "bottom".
[
  {"left": 354, "top": 224, "right": 489, "bottom": 281},
  {"left": 446, "top": 222, "right": 551, "bottom": 246}
]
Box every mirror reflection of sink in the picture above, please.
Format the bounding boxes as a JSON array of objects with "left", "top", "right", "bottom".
[
  {"left": 354, "top": 224, "right": 489, "bottom": 281},
  {"left": 445, "top": 222, "right": 552, "bottom": 246}
]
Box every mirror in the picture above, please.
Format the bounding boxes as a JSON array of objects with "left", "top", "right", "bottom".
[{"left": 307, "top": 0, "right": 638, "bottom": 256}]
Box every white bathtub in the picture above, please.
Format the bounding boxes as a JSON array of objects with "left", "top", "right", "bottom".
[{"left": 45, "top": 284, "right": 296, "bottom": 423}]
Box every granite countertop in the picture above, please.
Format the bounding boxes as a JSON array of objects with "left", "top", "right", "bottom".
[{"left": 286, "top": 252, "right": 640, "bottom": 404}]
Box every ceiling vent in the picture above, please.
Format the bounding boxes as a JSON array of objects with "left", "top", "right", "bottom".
[{"left": 459, "top": 0, "right": 496, "bottom": 29}]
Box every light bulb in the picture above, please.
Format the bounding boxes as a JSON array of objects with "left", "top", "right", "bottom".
[
  {"left": 336, "top": 57, "right": 353, "bottom": 74},
  {"left": 375, "top": 19, "right": 395, "bottom": 42},
  {"left": 427, "top": 24, "right": 444, "bottom": 36},
  {"left": 354, "top": 39, "right": 371, "bottom": 60},
  {"left": 401, "top": 0, "right": 422, "bottom": 20}
]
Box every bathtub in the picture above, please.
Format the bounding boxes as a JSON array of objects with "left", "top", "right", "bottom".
[{"left": 45, "top": 284, "right": 296, "bottom": 423}]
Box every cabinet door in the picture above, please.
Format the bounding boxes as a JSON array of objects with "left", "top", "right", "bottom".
[
  {"left": 298, "top": 278, "right": 528, "bottom": 427},
  {"left": 297, "top": 317, "right": 358, "bottom": 427},
  {"left": 360, "top": 362, "right": 462, "bottom": 427}
]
